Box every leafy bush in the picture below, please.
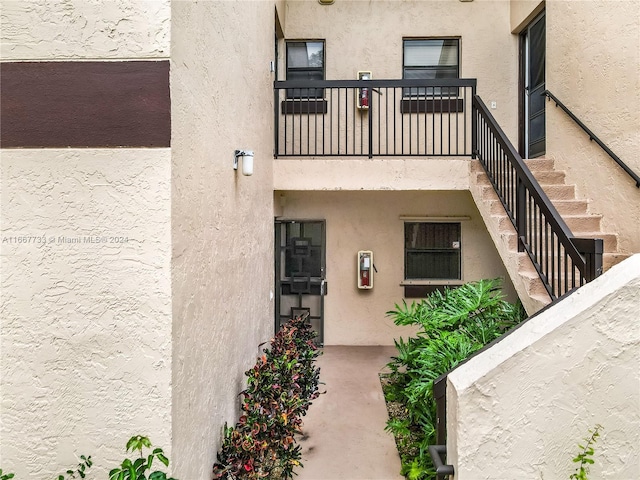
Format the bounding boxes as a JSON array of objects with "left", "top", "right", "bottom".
[
  {"left": 109, "top": 435, "right": 176, "bottom": 480},
  {"left": 213, "top": 315, "right": 322, "bottom": 480},
  {"left": 0, "top": 469, "right": 15, "bottom": 480},
  {"left": 383, "top": 279, "right": 525, "bottom": 480},
  {"left": 1, "top": 436, "right": 173, "bottom": 480},
  {"left": 570, "top": 425, "right": 603, "bottom": 480},
  {"left": 56, "top": 455, "right": 92, "bottom": 480}
]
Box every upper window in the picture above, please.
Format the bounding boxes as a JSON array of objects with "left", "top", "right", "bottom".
[
  {"left": 286, "top": 41, "right": 325, "bottom": 98},
  {"left": 404, "top": 222, "right": 461, "bottom": 280},
  {"left": 403, "top": 39, "right": 459, "bottom": 96}
]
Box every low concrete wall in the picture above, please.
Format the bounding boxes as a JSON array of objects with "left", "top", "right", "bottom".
[{"left": 447, "top": 255, "right": 640, "bottom": 479}]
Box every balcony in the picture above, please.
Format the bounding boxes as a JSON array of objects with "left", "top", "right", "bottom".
[{"left": 274, "top": 78, "right": 477, "bottom": 158}]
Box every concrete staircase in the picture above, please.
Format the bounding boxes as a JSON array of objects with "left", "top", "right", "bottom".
[{"left": 469, "top": 157, "right": 626, "bottom": 314}]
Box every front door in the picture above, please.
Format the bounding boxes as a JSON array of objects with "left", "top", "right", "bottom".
[
  {"left": 521, "top": 12, "right": 546, "bottom": 158},
  {"left": 275, "top": 219, "right": 326, "bottom": 346}
]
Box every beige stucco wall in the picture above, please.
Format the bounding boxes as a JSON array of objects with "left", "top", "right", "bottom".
[
  {"left": 510, "top": 0, "right": 544, "bottom": 33},
  {"left": 0, "top": 0, "right": 170, "bottom": 60},
  {"left": 0, "top": 0, "right": 172, "bottom": 476},
  {"left": 0, "top": 149, "right": 172, "bottom": 476},
  {"left": 282, "top": 0, "right": 519, "bottom": 143},
  {"left": 447, "top": 254, "right": 640, "bottom": 479},
  {"left": 546, "top": 0, "right": 640, "bottom": 254},
  {"left": 170, "top": 1, "right": 276, "bottom": 478},
  {"left": 274, "top": 158, "right": 470, "bottom": 191},
  {"left": 276, "top": 190, "right": 517, "bottom": 345}
]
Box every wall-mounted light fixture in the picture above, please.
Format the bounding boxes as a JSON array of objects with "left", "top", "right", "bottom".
[
  {"left": 234, "top": 150, "right": 254, "bottom": 176},
  {"left": 318, "top": 0, "right": 335, "bottom": 4}
]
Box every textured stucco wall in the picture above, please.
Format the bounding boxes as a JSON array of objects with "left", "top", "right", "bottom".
[
  {"left": 447, "top": 255, "right": 640, "bottom": 479},
  {"left": 0, "top": 149, "right": 172, "bottom": 477},
  {"left": 276, "top": 190, "right": 517, "bottom": 345},
  {"left": 274, "top": 158, "right": 471, "bottom": 191},
  {"left": 546, "top": 0, "right": 640, "bottom": 253},
  {"left": 0, "top": 0, "right": 170, "bottom": 60},
  {"left": 282, "top": 0, "right": 519, "bottom": 143},
  {"left": 0, "top": 0, "right": 172, "bottom": 476},
  {"left": 510, "top": 0, "right": 544, "bottom": 33},
  {"left": 170, "top": 1, "right": 275, "bottom": 478}
]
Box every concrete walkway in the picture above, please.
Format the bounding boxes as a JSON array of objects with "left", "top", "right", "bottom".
[{"left": 297, "top": 346, "right": 404, "bottom": 480}]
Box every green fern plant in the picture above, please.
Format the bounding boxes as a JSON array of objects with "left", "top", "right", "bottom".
[
  {"left": 384, "top": 278, "right": 525, "bottom": 479},
  {"left": 570, "top": 425, "right": 603, "bottom": 480}
]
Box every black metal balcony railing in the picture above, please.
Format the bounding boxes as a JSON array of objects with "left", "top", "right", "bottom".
[
  {"left": 274, "top": 78, "right": 477, "bottom": 158},
  {"left": 273, "top": 78, "right": 604, "bottom": 301}
]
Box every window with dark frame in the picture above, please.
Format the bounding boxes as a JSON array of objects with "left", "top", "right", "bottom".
[
  {"left": 403, "top": 38, "right": 460, "bottom": 97},
  {"left": 286, "top": 40, "right": 325, "bottom": 99},
  {"left": 404, "top": 222, "right": 461, "bottom": 280}
]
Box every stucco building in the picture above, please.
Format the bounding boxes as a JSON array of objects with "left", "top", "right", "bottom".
[{"left": 1, "top": 0, "right": 638, "bottom": 479}]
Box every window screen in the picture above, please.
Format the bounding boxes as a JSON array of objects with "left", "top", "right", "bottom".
[
  {"left": 404, "top": 222, "right": 461, "bottom": 279},
  {"left": 403, "top": 39, "right": 459, "bottom": 96},
  {"left": 286, "top": 41, "right": 325, "bottom": 98}
]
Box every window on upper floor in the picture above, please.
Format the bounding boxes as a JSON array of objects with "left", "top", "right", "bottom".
[
  {"left": 404, "top": 222, "right": 461, "bottom": 280},
  {"left": 403, "top": 38, "right": 459, "bottom": 97},
  {"left": 286, "top": 40, "right": 325, "bottom": 99}
]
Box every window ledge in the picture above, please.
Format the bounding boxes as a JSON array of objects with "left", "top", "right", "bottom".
[
  {"left": 281, "top": 99, "right": 328, "bottom": 114},
  {"left": 401, "top": 98, "right": 464, "bottom": 114},
  {"left": 401, "top": 279, "right": 463, "bottom": 286},
  {"left": 402, "top": 281, "right": 464, "bottom": 298}
]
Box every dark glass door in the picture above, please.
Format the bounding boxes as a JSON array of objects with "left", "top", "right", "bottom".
[
  {"left": 275, "top": 219, "right": 326, "bottom": 346},
  {"left": 523, "top": 12, "right": 546, "bottom": 158}
]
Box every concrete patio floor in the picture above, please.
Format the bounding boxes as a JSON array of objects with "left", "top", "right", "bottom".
[{"left": 296, "top": 345, "right": 404, "bottom": 480}]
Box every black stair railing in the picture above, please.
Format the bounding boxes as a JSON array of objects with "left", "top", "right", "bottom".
[
  {"left": 472, "top": 95, "right": 603, "bottom": 301},
  {"left": 543, "top": 90, "right": 640, "bottom": 188},
  {"left": 274, "top": 78, "right": 477, "bottom": 158}
]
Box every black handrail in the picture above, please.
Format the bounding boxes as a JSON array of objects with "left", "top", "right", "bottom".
[
  {"left": 473, "top": 95, "right": 603, "bottom": 300},
  {"left": 543, "top": 90, "right": 640, "bottom": 188},
  {"left": 428, "top": 445, "right": 454, "bottom": 479},
  {"left": 274, "top": 78, "right": 477, "bottom": 158}
]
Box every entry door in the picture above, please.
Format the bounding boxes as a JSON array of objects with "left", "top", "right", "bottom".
[
  {"left": 522, "top": 12, "right": 546, "bottom": 158},
  {"left": 275, "top": 219, "right": 326, "bottom": 346}
]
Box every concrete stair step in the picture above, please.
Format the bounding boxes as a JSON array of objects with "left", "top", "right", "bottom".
[
  {"left": 570, "top": 232, "right": 619, "bottom": 252},
  {"left": 604, "top": 253, "right": 631, "bottom": 271},
  {"left": 519, "top": 268, "right": 550, "bottom": 297},
  {"left": 485, "top": 199, "right": 590, "bottom": 216},
  {"left": 473, "top": 156, "right": 622, "bottom": 314},
  {"left": 562, "top": 215, "right": 602, "bottom": 232},
  {"left": 530, "top": 170, "right": 567, "bottom": 184},
  {"left": 479, "top": 183, "right": 576, "bottom": 201},
  {"left": 474, "top": 171, "right": 494, "bottom": 186},
  {"left": 493, "top": 214, "right": 602, "bottom": 234},
  {"left": 548, "top": 200, "right": 590, "bottom": 215},
  {"left": 538, "top": 184, "right": 576, "bottom": 200},
  {"left": 502, "top": 232, "right": 519, "bottom": 251},
  {"left": 524, "top": 158, "right": 556, "bottom": 171},
  {"left": 470, "top": 159, "right": 487, "bottom": 173},
  {"left": 472, "top": 170, "right": 566, "bottom": 187}
]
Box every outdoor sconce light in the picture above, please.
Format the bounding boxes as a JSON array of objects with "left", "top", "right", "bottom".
[
  {"left": 318, "top": 0, "right": 335, "bottom": 4},
  {"left": 234, "top": 150, "right": 254, "bottom": 176}
]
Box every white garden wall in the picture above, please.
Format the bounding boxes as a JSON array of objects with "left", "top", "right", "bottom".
[{"left": 447, "top": 255, "right": 640, "bottom": 479}]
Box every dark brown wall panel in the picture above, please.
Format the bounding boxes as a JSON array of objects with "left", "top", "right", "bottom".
[{"left": 1, "top": 61, "right": 170, "bottom": 148}]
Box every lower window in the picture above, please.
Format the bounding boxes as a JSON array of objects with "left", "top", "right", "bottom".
[{"left": 404, "top": 222, "right": 461, "bottom": 280}]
